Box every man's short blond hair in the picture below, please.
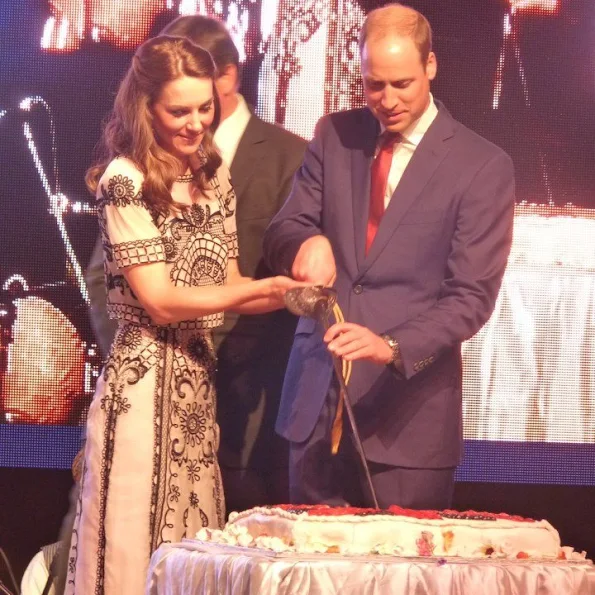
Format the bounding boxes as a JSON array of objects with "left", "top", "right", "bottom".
[{"left": 359, "top": 3, "right": 433, "bottom": 65}]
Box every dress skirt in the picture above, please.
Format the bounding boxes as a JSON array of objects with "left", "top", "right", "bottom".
[{"left": 65, "top": 322, "right": 225, "bottom": 595}]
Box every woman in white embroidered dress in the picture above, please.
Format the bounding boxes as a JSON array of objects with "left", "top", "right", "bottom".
[{"left": 65, "top": 35, "right": 302, "bottom": 595}]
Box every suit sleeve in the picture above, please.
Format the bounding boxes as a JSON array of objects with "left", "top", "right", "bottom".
[
  {"left": 390, "top": 151, "right": 515, "bottom": 379},
  {"left": 85, "top": 235, "right": 117, "bottom": 358},
  {"left": 263, "top": 122, "right": 326, "bottom": 276}
]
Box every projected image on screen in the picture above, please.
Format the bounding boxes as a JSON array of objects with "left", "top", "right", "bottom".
[
  {"left": 0, "top": 95, "right": 99, "bottom": 427},
  {"left": 0, "top": 0, "right": 593, "bottom": 479}
]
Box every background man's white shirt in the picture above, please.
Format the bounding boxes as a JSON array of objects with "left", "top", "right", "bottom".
[{"left": 214, "top": 94, "right": 252, "bottom": 167}]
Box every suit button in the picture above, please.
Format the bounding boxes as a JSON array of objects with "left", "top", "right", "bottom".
[{"left": 353, "top": 284, "right": 363, "bottom": 295}]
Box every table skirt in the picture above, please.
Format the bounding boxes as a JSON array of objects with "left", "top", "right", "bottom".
[{"left": 146, "top": 541, "right": 595, "bottom": 595}]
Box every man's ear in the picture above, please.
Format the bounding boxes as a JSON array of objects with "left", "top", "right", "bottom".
[
  {"left": 217, "top": 64, "right": 239, "bottom": 95},
  {"left": 426, "top": 52, "right": 437, "bottom": 81}
]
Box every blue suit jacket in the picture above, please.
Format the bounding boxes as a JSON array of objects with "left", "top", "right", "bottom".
[{"left": 263, "top": 102, "right": 515, "bottom": 468}]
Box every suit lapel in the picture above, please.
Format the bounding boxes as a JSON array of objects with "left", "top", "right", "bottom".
[
  {"left": 359, "top": 105, "right": 456, "bottom": 276},
  {"left": 230, "top": 115, "right": 266, "bottom": 206},
  {"left": 352, "top": 110, "right": 380, "bottom": 271}
]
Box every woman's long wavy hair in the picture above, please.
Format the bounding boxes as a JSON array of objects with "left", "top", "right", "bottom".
[{"left": 85, "top": 35, "right": 222, "bottom": 215}]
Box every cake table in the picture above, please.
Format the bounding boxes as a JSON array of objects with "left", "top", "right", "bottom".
[{"left": 146, "top": 540, "right": 595, "bottom": 595}]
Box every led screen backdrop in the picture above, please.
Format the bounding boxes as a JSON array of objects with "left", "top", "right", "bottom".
[{"left": 0, "top": 0, "right": 594, "bottom": 483}]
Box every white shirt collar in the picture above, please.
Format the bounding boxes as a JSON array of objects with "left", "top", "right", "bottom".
[
  {"left": 214, "top": 94, "right": 252, "bottom": 167},
  {"left": 380, "top": 94, "right": 438, "bottom": 147}
]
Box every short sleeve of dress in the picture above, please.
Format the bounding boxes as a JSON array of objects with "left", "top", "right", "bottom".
[
  {"left": 96, "top": 157, "right": 166, "bottom": 269},
  {"left": 217, "top": 165, "right": 239, "bottom": 259}
]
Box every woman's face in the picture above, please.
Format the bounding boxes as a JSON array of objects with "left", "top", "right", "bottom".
[{"left": 151, "top": 75, "right": 215, "bottom": 165}]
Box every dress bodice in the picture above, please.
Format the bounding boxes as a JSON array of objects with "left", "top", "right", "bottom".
[{"left": 96, "top": 157, "right": 239, "bottom": 329}]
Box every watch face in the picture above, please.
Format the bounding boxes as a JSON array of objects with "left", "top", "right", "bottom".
[
  {"left": 381, "top": 335, "right": 400, "bottom": 365},
  {"left": 382, "top": 335, "right": 396, "bottom": 347}
]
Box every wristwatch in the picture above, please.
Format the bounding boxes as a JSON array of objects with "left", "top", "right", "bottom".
[{"left": 380, "top": 334, "right": 401, "bottom": 365}]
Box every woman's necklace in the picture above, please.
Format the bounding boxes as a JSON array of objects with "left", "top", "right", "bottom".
[{"left": 175, "top": 172, "right": 194, "bottom": 183}]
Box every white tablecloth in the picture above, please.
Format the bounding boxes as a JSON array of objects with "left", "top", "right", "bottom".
[{"left": 146, "top": 541, "right": 595, "bottom": 595}]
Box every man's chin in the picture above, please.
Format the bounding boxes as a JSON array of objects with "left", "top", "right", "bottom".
[
  {"left": 384, "top": 121, "right": 406, "bottom": 134},
  {"left": 376, "top": 113, "right": 407, "bottom": 132}
]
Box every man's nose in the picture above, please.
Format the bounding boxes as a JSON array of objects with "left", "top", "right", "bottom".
[{"left": 381, "top": 86, "right": 400, "bottom": 110}]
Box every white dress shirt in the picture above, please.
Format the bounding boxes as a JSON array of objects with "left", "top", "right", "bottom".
[
  {"left": 380, "top": 95, "right": 439, "bottom": 208},
  {"left": 213, "top": 94, "right": 252, "bottom": 168},
  {"left": 20, "top": 550, "right": 54, "bottom": 595}
]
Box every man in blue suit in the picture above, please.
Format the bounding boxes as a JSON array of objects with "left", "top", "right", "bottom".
[{"left": 263, "top": 3, "right": 515, "bottom": 510}]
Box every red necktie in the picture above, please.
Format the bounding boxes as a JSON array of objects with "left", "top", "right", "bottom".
[{"left": 366, "top": 133, "right": 399, "bottom": 254}]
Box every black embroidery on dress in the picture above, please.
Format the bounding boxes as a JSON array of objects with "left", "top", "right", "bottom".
[
  {"left": 102, "top": 174, "right": 144, "bottom": 208},
  {"left": 152, "top": 329, "right": 175, "bottom": 552},
  {"left": 198, "top": 402, "right": 217, "bottom": 470},
  {"left": 187, "top": 204, "right": 208, "bottom": 228},
  {"left": 116, "top": 325, "right": 143, "bottom": 353},
  {"left": 187, "top": 335, "right": 216, "bottom": 378},
  {"left": 112, "top": 237, "right": 166, "bottom": 268},
  {"left": 223, "top": 174, "right": 236, "bottom": 218},
  {"left": 226, "top": 231, "right": 239, "bottom": 259},
  {"left": 149, "top": 336, "right": 165, "bottom": 553},
  {"left": 171, "top": 369, "right": 210, "bottom": 456},
  {"left": 97, "top": 209, "right": 114, "bottom": 266},
  {"left": 169, "top": 218, "right": 184, "bottom": 242},
  {"left": 167, "top": 233, "right": 228, "bottom": 288},
  {"left": 189, "top": 491, "right": 199, "bottom": 508},
  {"left": 162, "top": 237, "right": 178, "bottom": 261},
  {"left": 170, "top": 485, "right": 181, "bottom": 503},
  {"left": 66, "top": 460, "right": 86, "bottom": 589},
  {"left": 194, "top": 249, "right": 227, "bottom": 285},
  {"left": 94, "top": 350, "right": 151, "bottom": 594},
  {"left": 180, "top": 203, "right": 224, "bottom": 232},
  {"left": 213, "top": 469, "right": 225, "bottom": 529},
  {"left": 178, "top": 402, "right": 208, "bottom": 448},
  {"left": 107, "top": 174, "right": 133, "bottom": 205},
  {"left": 186, "top": 461, "right": 201, "bottom": 483},
  {"left": 158, "top": 358, "right": 220, "bottom": 535},
  {"left": 182, "top": 507, "right": 189, "bottom": 539},
  {"left": 187, "top": 335, "right": 209, "bottom": 362},
  {"left": 211, "top": 173, "right": 236, "bottom": 219},
  {"left": 200, "top": 508, "right": 209, "bottom": 527}
]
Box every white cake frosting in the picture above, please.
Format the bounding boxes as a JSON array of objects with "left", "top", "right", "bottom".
[{"left": 195, "top": 505, "right": 574, "bottom": 560}]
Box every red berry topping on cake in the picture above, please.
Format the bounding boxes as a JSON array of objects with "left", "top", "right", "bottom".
[{"left": 516, "top": 551, "right": 529, "bottom": 559}]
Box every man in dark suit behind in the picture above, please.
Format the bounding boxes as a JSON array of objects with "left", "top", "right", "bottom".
[
  {"left": 263, "top": 3, "right": 515, "bottom": 510},
  {"left": 161, "top": 15, "right": 307, "bottom": 512}
]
